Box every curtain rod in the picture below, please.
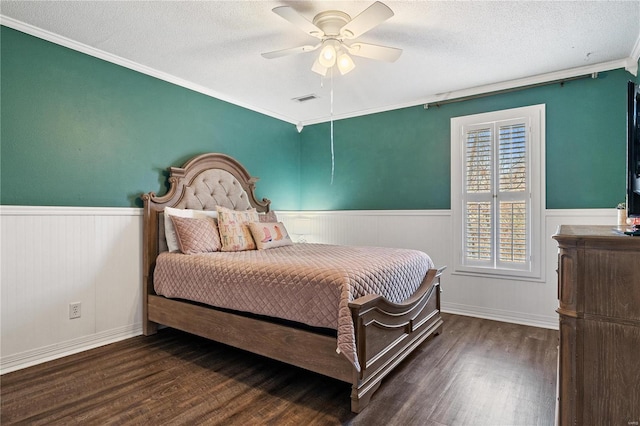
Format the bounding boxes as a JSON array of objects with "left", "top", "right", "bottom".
[{"left": 423, "top": 72, "right": 598, "bottom": 109}]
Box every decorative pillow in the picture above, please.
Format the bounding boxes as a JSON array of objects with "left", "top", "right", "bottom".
[
  {"left": 258, "top": 211, "right": 278, "bottom": 223},
  {"left": 164, "top": 207, "right": 218, "bottom": 252},
  {"left": 170, "top": 216, "right": 221, "bottom": 254},
  {"left": 216, "top": 206, "right": 260, "bottom": 251},
  {"left": 248, "top": 222, "right": 293, "bottom": 250}
]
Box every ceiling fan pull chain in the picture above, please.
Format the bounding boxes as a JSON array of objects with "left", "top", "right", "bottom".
[{"left": 330, "top": 68, "right": 335, "bottom": 185}]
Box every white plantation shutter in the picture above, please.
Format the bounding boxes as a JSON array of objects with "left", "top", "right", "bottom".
[
  {"left": 452, "top": 105, "right": 544, "bottom": 279},
  {"left": 464, "top": 126, "right": 494, "bottom": 263},
  {"left": 499, "top": 201, "right": 526, "bottom": 262},
  {"left": 462, "top": 119, "right": 529, "bottom": 270},
  {"left": 465, "top": 201, "right": 492, "bottom": 261},
  {"left": 466, "top": 128, "right": 492, "bottom": 193},
  {"left": 497, "top": 122, "right": 527, "bottom": 265}
]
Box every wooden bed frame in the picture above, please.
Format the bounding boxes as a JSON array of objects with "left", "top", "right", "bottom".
[{"left": 141, "top": 153, "right": 444, "bottom": 413}]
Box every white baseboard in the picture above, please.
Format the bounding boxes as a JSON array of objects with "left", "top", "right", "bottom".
[
  {"left": 441, "top": 302, "right": 559, "bottom": 330},
  {"left": 0, "top": 323, "right": 143, "bottom": 374}
]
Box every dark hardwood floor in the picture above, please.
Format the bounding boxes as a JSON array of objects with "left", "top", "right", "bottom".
[{"left": 1, "top": 313, "right": 558, "bottom": 425}]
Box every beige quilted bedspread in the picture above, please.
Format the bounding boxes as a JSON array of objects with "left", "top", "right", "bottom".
[{"left": 153, "top": 243, "right": 434, "bottom": 371}]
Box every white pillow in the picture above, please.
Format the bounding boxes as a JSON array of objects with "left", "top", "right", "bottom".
[{"left": 164, "top": 207, "right": 218, "bottom": 252}]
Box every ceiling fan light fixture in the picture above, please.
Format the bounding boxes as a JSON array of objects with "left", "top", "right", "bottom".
[
  {"left": 311, "top": 58, "right": 329, "bottom": 76},
  {"left": 318, "top": 42, "right": 338, "bottom": 67},
  {"left": 337, "top": 53, "right": 355, "bottom": 75}
]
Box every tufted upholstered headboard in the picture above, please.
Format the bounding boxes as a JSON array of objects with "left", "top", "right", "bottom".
[
  {"left": 171, "top": 168, "right": 254, "bottom": 211},
  {"left": 141, "top": 153, "right": 271, "bottom": 302}
]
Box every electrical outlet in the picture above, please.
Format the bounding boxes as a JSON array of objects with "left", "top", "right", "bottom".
[{"left": 69, "top": 302, "right": 81, "bottom": 319}]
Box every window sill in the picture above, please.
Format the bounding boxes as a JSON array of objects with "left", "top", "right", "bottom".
[{"left": 452, "top": 267, "right": 545, "bottom": 283}]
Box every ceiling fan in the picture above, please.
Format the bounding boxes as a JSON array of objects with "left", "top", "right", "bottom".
[{"left": 261, "top": 1, "right": 402, "bottom": 76}]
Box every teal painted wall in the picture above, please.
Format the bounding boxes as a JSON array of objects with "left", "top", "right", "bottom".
[
  {"left": 0, "top": 27, "right": 301, "bottom": 209},
  {"left": 300, "top": 68, "right": 634, "bottom": 210},
  {"left": 1, "top": 26, "right": 637, "bottom": 212}
]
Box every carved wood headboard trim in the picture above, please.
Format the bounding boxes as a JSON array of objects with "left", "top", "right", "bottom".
[{"left": 143, "top": 153, "right": 270, "bottom": 210}]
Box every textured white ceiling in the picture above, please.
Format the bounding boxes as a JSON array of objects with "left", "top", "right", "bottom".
[{"left": 2, "top": 1, "right": 639, "bottom": 126}]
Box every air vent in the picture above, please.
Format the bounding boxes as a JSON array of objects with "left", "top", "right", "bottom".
[{"left": 292, "top": 94, "right": 319, "bottom": 103}]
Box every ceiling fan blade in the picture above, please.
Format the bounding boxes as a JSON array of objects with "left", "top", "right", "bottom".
[
  {"left": 345, "top": 42, "right": 402, "bottom": 62},
  {"left": 272, "top": 6, "right": 325, "bottom": 38},
  {"left": 339, "top": 1, "right": 394, "bottom": 39},
  {"left": 261, "top": 44, "right": 320, "bottom": 59}
]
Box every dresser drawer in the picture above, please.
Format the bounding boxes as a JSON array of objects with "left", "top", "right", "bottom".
[{"left": 582, "top": 248, "right": 640, "bottom": 320}]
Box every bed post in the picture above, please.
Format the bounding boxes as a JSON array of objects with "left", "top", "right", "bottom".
[{"left": 141, "top": 192, "right": 159, "bottom": 336}]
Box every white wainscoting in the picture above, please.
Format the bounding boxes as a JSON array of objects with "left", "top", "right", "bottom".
[
  {"left": 0, "top": 206, "right": 143, "bottom": 374},
  {"left": 279, "top": 208, "right": 619, "bottom": 331},
  {"left": 0, "top": 206, "right": 617, "bottom": 373}
]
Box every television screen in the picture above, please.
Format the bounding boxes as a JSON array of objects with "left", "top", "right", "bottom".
[{"left": 626, "top": 80, "right": 640, "bottom": 221}]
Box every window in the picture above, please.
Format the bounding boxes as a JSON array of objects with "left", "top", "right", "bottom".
[{"left": 451, "top": 105, "right": 545, "bottom": 280}]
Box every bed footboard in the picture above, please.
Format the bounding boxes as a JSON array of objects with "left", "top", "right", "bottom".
[{"left": 348, "top": 266, "right": 445, "bottom": 413}]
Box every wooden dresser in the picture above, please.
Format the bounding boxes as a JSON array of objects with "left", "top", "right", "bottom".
[{"left": 553, "top": 225, "right": 640, "bottom": 426}]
